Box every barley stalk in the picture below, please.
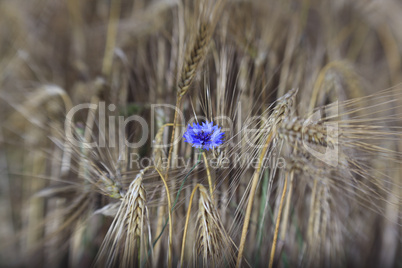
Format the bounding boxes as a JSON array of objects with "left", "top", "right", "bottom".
[
  {"left": 102, "top": 0, "right": 121, "bottom": 77},
  {"left": 153, "top": 167, "right": 173, "bottom": 268},
  {"left": 202, "top": 151, "right": 214, "bottom": 202},
  {"left": 236, "top": 131, "right": 274, "bottom": 268},
  {"left": 180, "top": 184, "right": 202, "bottom": 266},
  {"left": 268, "top": 171, "right": 289, "bottom": 268}
]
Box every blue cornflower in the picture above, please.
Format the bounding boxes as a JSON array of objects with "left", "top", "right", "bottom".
[{"left": 183, "top": 121, "right": 224, "bottom": 151}]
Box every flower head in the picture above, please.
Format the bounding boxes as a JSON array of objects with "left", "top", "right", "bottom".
[{"left": 183, "top": 121, "right": 224, "bottom": 151}]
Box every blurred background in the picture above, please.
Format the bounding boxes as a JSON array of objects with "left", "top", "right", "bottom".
[{"left": 0, "top": 0, "right": 401, "bottom": 267}]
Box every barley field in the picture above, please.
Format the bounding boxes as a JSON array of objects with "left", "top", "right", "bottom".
[{"left": 0, "top": 0, "right": 401, "bottom": 267}]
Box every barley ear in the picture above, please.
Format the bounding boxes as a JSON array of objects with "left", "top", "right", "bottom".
[{"left": 95, "top": 168, "right": 148, "bottom": 268}]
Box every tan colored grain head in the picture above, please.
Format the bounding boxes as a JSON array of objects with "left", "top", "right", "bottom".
[
  {"left": 95, "top": 169, "right": 147, "bottom": 268},
  {"left": 196, "top": 184, "right": 233, "bottom": 267}
]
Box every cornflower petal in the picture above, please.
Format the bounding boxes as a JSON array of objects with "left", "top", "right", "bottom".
[{"left": 183, "top": 121, "right": 224, "bottom": 150}]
